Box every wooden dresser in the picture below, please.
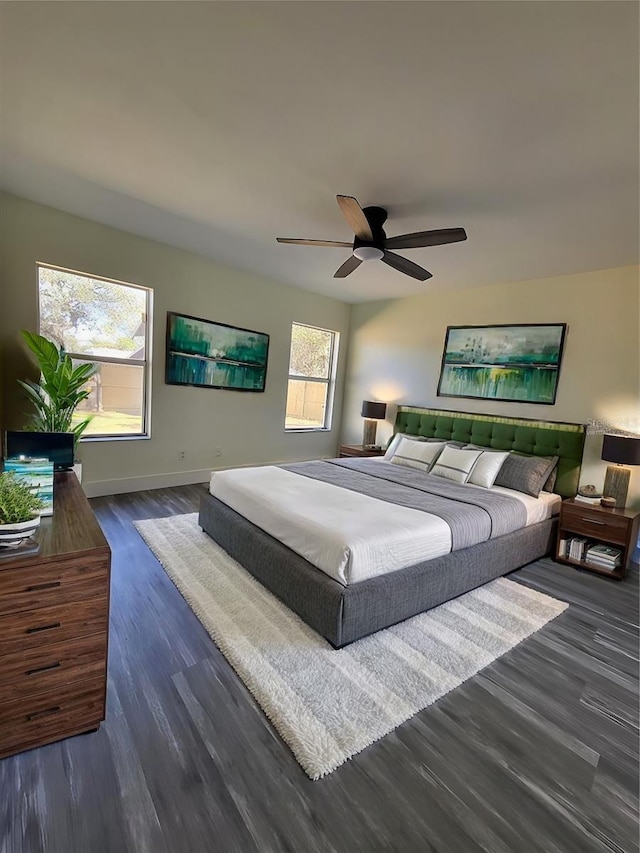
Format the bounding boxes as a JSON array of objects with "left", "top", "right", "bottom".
[{"left": 0, "top": 472, "right": 110, "bottom": 759}]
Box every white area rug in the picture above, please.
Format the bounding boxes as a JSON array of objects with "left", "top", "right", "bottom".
[{"left": 135, "top": 513, "right": 568, "bottom": 780}]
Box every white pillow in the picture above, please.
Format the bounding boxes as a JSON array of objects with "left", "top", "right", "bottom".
[
  {"left": 389, "top": 437, "right": 446, "bottom": 472},
  {"left": 465, "top": 448, "right": 509, "bottom": 489},
  {"left": 383, "top": 433, "right": 426, "bottom": 460},
  {"left": 430, "top": 446, "right": 483, "bottom": 484}
]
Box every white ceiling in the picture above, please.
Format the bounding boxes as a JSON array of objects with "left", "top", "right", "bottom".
[{"left": 1, "top": 2, "right": 638, "bottom": 303}]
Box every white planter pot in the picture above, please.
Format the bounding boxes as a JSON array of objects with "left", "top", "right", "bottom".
[{"left": 0, "top": 515, "right": 41, "bottom": 548}]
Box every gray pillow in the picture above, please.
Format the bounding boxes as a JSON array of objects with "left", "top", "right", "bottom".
[
  {"left": 543, "top": 466, "right": 558, "bottom": 493},
  {"left": 494, "top": 452, "right": 559, "bottom": 498}
]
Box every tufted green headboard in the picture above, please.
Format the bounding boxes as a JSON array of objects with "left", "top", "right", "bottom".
[{"left": 393, "top": 406, "right": 586, "bottom": 498}]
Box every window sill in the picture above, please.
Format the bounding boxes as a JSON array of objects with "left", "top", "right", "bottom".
[
  {"left": 284, "top": 427, "right": 332, "bottom": 434},
  {"left": 80, "top": 434, "right": 151, "bottom": 443}
]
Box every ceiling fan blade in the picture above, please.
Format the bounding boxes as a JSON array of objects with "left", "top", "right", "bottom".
[
  {"left": 334, "top": 255, "right": 362, "bottom": 278},
  {"left": 382, "top": 251, "right": 432, "bottom": 281},
  {"left": 336, "top": 195, "right": 373, "bottom": 241},
  {"left": 385, "top": 228, "right": 467, "bottom": 250},
  {"left": 276, "top": 238, "right": 353, "bottom": 247}
]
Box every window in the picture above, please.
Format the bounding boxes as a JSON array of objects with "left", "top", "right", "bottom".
[
  {"left": 37, "top": 264, "right": 153, "bottom": 439},
  {"left": 285, "top": 322, "right": 338, "bottom": 430}
]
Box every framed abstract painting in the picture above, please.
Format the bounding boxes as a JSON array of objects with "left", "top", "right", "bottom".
[
  {"left": 166, "top": 312, "right": 269, "bottom": 392},
  {"left": 437, "top": 323, "right": 567, "bottom": 405}
]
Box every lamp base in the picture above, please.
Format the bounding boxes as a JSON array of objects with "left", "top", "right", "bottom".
[
  {"left": 603, "top": 465, "right": 630, "bottom": 509},
  {"left": 362, "top": 419, "right": 377, "bottom": 449}
]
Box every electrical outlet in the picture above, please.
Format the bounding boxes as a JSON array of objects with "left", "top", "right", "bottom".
[
  {"left": 179, "top": 450, "right": 186, "bottom": 460},
  {"left": 215, "top": 447, "right": 222, "bottom": 457}
]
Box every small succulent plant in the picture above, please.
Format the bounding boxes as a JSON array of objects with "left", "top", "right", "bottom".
[{"left": 0, "top": 472, "right": 45, "bottom": 525}]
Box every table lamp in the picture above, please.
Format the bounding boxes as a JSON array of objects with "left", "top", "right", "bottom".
[
  {"left": 361, "top": 401, "right": 387, "bottom": 449},
  {"left": 601, "top": 434, "right": 640, "bottom": 508}
]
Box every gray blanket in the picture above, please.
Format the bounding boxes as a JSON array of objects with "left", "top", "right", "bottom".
[{"left": 281, "top": 458, "right": 527, "bottom": 552}]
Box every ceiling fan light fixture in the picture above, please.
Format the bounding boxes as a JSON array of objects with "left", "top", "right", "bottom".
[{"left": 353, "top": 246, "right": 384, "bottom": 262}]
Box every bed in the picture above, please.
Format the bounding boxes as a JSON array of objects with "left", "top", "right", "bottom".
[{"left": 199, "top": 407, "right": 586, "bottom": 647}]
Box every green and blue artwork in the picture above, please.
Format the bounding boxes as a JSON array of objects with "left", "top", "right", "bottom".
[
  {"left": 166, "top": 312, "right": 269, "bottom": 391},
  {"left": 437, "top": 324, "right": 567, "bottom": 405}
]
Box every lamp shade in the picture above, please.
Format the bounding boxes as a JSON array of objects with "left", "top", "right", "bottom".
[
  {"left": 601, "top": 434, "right": 640, "bottom": 465},
  {"left": 361, "top": 401, "right": 387, "bottom": 420}
]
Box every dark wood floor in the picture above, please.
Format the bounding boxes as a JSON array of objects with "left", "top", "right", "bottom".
[{"left": 1, "top": 484, "right": 638, "bottom": 853}]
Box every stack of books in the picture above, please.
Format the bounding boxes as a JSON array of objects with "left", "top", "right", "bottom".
[
  {"left": 584, "top": 544, "right": 622, "bottom": 572},
  {"left": 568, "top": 537, "right": 588, "bottom": 561},
  {"left": 559, "top": 537, "right": 591, "bottom": 561}
]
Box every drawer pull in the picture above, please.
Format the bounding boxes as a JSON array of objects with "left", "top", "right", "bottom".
[
  {"left": 581, "top": 517, "right": 606, "bottom": 525},
  {"left": 26, "top": 661, "right": 61, "bottom": 676},
  {"left": 26, "top": 622, "right": 61, "bottom": 634},
  {"left": 27, "top": 706, "right": 61, "bottom": 721},
  {"left": 26, "top": 581, "right": 61, "bottom": 592}
]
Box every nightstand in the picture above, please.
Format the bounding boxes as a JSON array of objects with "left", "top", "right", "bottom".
[
  {"left": 555, "top": 499, "right": 640, "bottom": 580},
  {"left": 338, "top": 445, "right": 385, "bottom": 458}
]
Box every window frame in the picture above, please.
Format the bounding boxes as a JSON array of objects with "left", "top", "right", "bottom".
[
  {"left": 284, "top": 321, "right": 339, "bottom": 432},
  {"left": 36, "top": 262, "right": 154, "bottom": 442}
]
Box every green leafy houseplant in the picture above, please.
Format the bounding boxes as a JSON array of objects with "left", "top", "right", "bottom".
[
  {"left": 0, "top": 472, "right": 45, "bottom": 524},
  {"left": 18, "top": 331, "right": 99, "bottom": 448}
]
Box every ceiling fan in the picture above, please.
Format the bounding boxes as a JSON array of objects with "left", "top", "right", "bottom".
[{"left": 276, "top": 195, "right": 467, "bottom": 281}]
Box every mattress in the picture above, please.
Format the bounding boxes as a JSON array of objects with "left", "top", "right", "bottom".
[
  {"left": 487, "top": 484, "right": 560, "bottom": 525},
  {"left": 209, "top": 460, "right": 560, "bottom": 586}
]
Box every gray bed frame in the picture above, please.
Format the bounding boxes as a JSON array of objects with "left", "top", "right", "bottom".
[{"left": 198, "top": 407, "right": 586, "bottom": 647}]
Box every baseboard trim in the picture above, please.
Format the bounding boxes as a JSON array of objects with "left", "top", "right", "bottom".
[
  {"left": 83, "top": 469, "right": 213, "bottom": 498},
  {"left": 82, "top": 457, "right": 333, "bottom": 498}
]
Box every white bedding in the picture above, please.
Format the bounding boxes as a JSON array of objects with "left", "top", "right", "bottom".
[
  {"left": 209, "top": 465, "right": 560, "bottom": 586},
  {"left": 488, "top": 485, "right": 560, "bottom": 525}
]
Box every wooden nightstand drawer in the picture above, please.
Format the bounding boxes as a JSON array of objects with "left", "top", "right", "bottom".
[
  {"left": 561, "top": 506, "right": 629, "bottom": 544},
  {"left": 0, "top": 554, "right": 109, "bottom": 615},
  {"left": 0, "top": 632, "right": 107, "bottom": 704},
  {"left": 0, "top": 597, "right": 108, "bottom": 657},
  {"left": 0, "top": 678, "right": 104, "bottom": 760}
]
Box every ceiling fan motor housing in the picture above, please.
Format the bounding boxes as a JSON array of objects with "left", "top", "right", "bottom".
[{"left": 353, "top": 206, "right": 388, "bottom": 251}]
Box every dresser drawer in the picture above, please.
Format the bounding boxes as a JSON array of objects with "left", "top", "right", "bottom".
[
  {"left": 0, "top": 597, "right": 108, "bottom": 657},
  {"left": 561, "top": 506, "right": 629, "bottom": 545},
  {"left": 0, "top": 677, "right": 104, "bottom": 759},
  {"left": 0, "top": 555, "right": 109, "bottom": 615},
  {"left": 0, "top": 632, "right": 107, "bottom": 704}
]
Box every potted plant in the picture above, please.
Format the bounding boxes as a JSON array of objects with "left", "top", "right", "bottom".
[
  {"left": 18, "top": 331, "right": 99, "bottom": 451},
  {"left": 0, "top": 472, "right": 45, "bottom": 547}
]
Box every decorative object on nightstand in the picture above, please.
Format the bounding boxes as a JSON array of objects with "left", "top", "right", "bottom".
[
  {"left": 555, "top": 498, "right": 640, "bottom": 579},
  {"left": 360, "top": 401, "right": 387, "bottom": 449},
  {"left": 339, "top": 445, "right": 385, "bottom": 458},
  {"left": 601, "top": 433, "right": 640, "bottom": 509},
  {"left": 577, "top": 484, "right": 601, "bottom": 498}
]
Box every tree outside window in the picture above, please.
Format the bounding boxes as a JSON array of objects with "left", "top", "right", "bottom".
[{"left": 37, "top": 264, "right": 153, "bottom": 438}]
